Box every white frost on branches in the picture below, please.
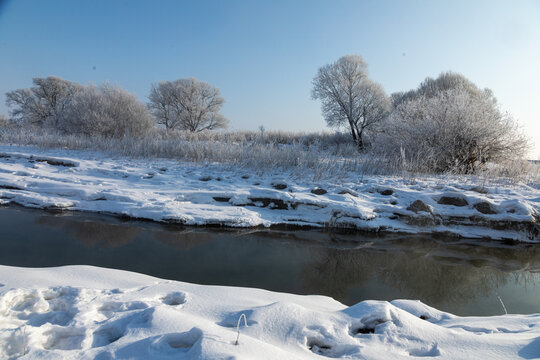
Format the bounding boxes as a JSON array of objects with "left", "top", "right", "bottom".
[
  {"left": 311, "top": 55, "right": 390, "bottom": 149},
  {"left": 148, "top": 78, "right": 228, "bottom": 132},
  {"left": 379, "top": 72, "right": 528, "bottom": 172}
]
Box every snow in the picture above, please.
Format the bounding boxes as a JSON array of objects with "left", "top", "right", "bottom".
[
  {"left": 1, "top": 146, "right": 539, "bottom": 357},
  {"left": 0, "top": 144, "right": 538, "bottom": 241},
  {"left": 1, "top": 265, "right": 540, "bottom": 359}
]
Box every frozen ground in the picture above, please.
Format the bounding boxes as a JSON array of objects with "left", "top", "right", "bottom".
[
  {"left": 0, "top": 145, "right": 538, "bottom": 241},
  {"left": 1, "top": 265, "right": 540, "bottom": 359}
]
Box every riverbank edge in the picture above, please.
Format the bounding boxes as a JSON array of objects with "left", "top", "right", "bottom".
[
  {"left": 0, "top": 145, "right": 538, "bottom": 243},
  {"left": 1, "top": 201, "right": 538, "bottom": 245}
]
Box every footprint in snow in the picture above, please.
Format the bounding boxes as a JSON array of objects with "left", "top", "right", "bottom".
[
  {"left": 408, "top": 343, "right": 441, "bottom": 357},
  {"left": 92, "top": 308, "right": 154, "bottom": 347},
  {"left": 114, "top": 328, "right": 203, "bottom": 357},
  {"left": 156, "top": 328, "right": 202, "bottom": 350},
  {"left": 0, "top": 328, "right": 27, "bottom": 357},
  {"left": 217, "top": 310, "right": 257, "bottom": 328},
  {"left": 349, "top": 317, "right": 389, "bottom": 336},
  {"left": 347, "top": 311, "right": 395, "bottom": 338},
  {"left": 161, "top": 292, "right": 187, "bottom": 306},
  {"left": 306, "top": 337, "right": 359, "bottom": 358},
  {"left": 97, "top": 301, "right": 148, "bottom": 315},
  {"left": 42, "top": 326, "right": 86, "bottom": 350},
  {"left": 307, "top": 337, "right": 333, "bottom": 355},
  {"left": 105, "top": 288, "right": 123, "bottom": 295},
  {"left": 1, "top": 287, "right": 80, "bottom": 327}
]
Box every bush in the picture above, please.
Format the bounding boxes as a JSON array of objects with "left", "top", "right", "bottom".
[
  {"left": 56, "top": 84, "right": 154, "bottom": 138},
  {"left": 378, "top": 72, "right": 528, "bottom": 173}
]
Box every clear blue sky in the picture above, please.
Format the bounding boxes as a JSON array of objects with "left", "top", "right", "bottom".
[{"left": 0, "top": 0, "right": 539, "bottom": 156}]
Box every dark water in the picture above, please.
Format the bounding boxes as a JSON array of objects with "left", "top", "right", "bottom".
[{"left": 1, "top": 205, "right": 540, "bottom": 316}]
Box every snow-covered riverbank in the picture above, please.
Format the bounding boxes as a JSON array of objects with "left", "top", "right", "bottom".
[
  {"left": 0, "top": 145, "right": 538, "bottom": 241},
  {"left": 1, "top": 265, "right": 539, "bottom": 359}
]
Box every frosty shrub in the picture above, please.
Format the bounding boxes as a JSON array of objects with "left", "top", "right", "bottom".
[
  {"left": 312, "top": 55, "right": 391, "bottom": 149},
  {"left": 379, "top": 72, "right": 528, "bottom": 173},
  {"left": 148, "top": 78, "right": 228, "bottom": 132},
  {"left": 5, "top": 76, "right": 83, "bottom": 126},
  {"left": 57, "top": 84, "right": 153, "bottom": 138}
]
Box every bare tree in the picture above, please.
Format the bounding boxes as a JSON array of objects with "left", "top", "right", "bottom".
[
  {"left": 57, "top": 84, "right": 153, "bottom": 138},
  {"left": 148, "top": 78, "right": 228, "bottom": 132},
  {"left": 148, "top": 81, "right": 180, "bottom": 130},
  {"left": 0, "top": 114, "right": 9, "bottom": 127},
  {"left": 5, "top": 76, "right": 82, "bottom": 126},
  {"left": 311, "top": 55, "right": 390, "bottom": 149}
]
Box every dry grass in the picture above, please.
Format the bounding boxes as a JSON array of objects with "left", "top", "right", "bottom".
[{"left": 1, "top": 126, "right": 538, "bottom": 185}]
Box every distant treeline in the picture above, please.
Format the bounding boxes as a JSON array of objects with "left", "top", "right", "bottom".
[{"left": 1, "top": 55, "right": 530, "bottom": 173}]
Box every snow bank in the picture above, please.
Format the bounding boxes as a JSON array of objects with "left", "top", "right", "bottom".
[
  {"left": 1, "top": 265, "right": 539, "bottom": 359},
  {"left": 0, "top": 145, "right": 538, "bottom": 241}
]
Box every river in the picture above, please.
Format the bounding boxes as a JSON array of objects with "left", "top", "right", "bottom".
[{"left": 1, "top": 205, "right": 539, "bottom": 316}]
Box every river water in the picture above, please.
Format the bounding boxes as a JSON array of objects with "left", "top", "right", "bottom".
[{"left": 1, "top": 205, "right": 539, "bottom": 316}]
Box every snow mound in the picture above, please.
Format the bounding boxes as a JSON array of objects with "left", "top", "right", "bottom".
[{"left": 1, "top": 265, "right": 540, "bottom": 359}]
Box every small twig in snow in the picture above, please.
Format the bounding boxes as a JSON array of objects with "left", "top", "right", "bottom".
[
  {"left": 22, "top": 325, "right": 27, "bottom": 356},
  {"left": 235, "top": 313, "right": 248, "bottom": 345},
  {"left": 497, "top": 295, "right": 508, "bottom": 315}
]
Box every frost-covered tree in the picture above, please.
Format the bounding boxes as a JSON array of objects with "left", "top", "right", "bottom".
[
  {"left": 380, "top": 72, "right": 528, "bottom": 172},
  {"left": 5, "top": 76, "right": 82, "bottom": 126},
  {"left": 391, "top": 71, "right": 485, "bottom": 108},
  {"left": 57, "top": 84, "right": 153, "bottom": 138},
  {"left": 0, "top": 114, "right": 9, "bottom": 127},
  {"left": 311, "top": 55, "right": 390, "bottom": 149},
  {"left": 148, "top": 81, "right": 180, "bottom": 130},
  {"left": 148, "top": 78, "right": 228, "bottom": 132}
]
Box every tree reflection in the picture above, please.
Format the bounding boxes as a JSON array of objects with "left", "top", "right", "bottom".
[
  {"left": 300, "top": 236, "right": 540, "bottom": 309},
  {"left": 35, "top": 214, "right": 140, "bottom": 247},
  {"left": 152, "top": 226, "right": 224, "bottom": 250}
]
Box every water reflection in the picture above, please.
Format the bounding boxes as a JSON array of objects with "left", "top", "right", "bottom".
[
  {"left": 36, "top": 215, "right": 140, "bottom": 247},
  {"left": 300, "top": 236, "right": 540, "bottom": 312},
  {"left": 152, "top": 228, "right": 214, "bottom": 250},
  {"left": 1, "top": 205, "right": 539, "bottom": 316},
  {"left": 301, "top": 245, "right": 537, "bottom": 305}
]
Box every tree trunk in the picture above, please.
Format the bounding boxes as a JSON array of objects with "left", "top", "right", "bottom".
[
  {"left": 353, "top": 122, "right": 364, "bottom": 150},
  {"left": 347, "top": 119, "right": 359, "bottom": 146}
]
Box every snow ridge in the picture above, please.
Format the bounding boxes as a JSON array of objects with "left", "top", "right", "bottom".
[{"left": 1, "top": 265, "right": 539, "bottom": 359}]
